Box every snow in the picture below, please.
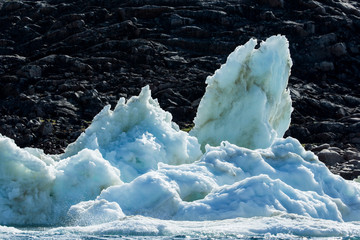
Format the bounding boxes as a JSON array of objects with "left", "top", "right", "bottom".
[
  {"left": 191, "top": 35, "right": 293, "bottom": 150},
  {"left": 0, "top": 35, "right": 360, "bottom": 238}
]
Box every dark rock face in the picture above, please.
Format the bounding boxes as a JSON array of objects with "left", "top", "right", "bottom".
[{"left": 0, "top": 0, "right": 359, "bottom": 179}]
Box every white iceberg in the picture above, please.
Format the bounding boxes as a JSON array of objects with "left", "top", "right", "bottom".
[
  {"left": 191, "top": 35, "right": 293, "bottom": 150},
  {"left": 0, "top": 135, "right": 56, "bottom": 225},
  {"left": 0, "top": 35, "right": 360, "bottom": 238},
  {"left": 0, "top": 135, "right": 121, "bottom": 225},
  {"left": 76, "top": 137, "right": 360, "bottom": 222},
  {"left": 62, "top": 85, "right": 202, "bottom": 182}
]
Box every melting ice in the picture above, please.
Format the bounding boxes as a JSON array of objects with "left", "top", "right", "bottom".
[
  {"left": 191, "top": 35, "right": 293, "bottom": 150},
  {"left": 1, "top": 35, "right": 360, "bottom": 238}
]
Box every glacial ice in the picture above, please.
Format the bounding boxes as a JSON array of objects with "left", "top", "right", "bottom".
[
  {"left": 0, "top": 135, "right": 121, "bottom": 225},
  {"left": 62, "top": 85, "right": 202, "bottom": 182},
  {"left": 191, "top": 35, "right": 293, "bottom": 150},
  {"left": 75, "top": 138, "right": 360, "bottom": 222},
  {"left": 1, "top": 35, "right": 360, "bottom": 237}
]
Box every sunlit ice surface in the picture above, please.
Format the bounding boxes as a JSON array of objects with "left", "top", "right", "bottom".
[{"left": 1, "top": 35, "right": 360, "bottom": 239}]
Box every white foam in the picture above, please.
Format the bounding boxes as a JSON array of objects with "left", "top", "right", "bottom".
[{"left": 9, "top": 215, "right": 360, "bottom": 239}]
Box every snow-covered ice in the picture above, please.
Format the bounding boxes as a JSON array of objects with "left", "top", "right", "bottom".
[{"left": 1, "top": 35, "right": 360, "bottom": 238}]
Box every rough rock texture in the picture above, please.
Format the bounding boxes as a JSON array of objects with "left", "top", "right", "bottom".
[{"left": 0, "top": 0, "right": 359, "bottom": 179}]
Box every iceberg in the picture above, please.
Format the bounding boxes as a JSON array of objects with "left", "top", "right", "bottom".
[
  {"left": 0, "top": 135, "right": 56, "bottom": 225},
  {"left": 62, "top": 85, "right": 202, "bottom": 182},
  {"left": 1, "top": 35, "right": 360, "bottom": 238},
  {"left": 191, "top": 35, "right": 293, "bottom": 150},
  {"left": 72, "top": 138, "right": 360, "bottom": 222},
  {"left": 0, "top": 135, "right": 121, "bottom": 225}
]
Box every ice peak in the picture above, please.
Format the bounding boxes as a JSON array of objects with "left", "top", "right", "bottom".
[{"left": 191, "top": 35, "right": 293, "bottom": 150}]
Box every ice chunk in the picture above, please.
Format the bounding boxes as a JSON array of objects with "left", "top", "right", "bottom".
[
  {"left": 191, "top": 35, "right": 293, "bottom": 150},
  {"left": 62, "top": 86, "right": 202, "bottom": 182},
  {"left": 53, "top": 149, "right": 122, "bottom": 218},
  {"left": 67, "top": 199, "right": 125, "bottom": 226},
  {"left": 89, "top": 137, "right": 360, "bottom": 222},
  {"left": 0, "top": 134, "right": 122, "bottom": 225},
  {"left": 99, "top": 171, "right": 182, "bottom": 218},
  {"left": 0, "top": 134, "right": 56, "bottom": 225}
]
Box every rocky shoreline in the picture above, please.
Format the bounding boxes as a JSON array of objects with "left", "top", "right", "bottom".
[{"left": 0, "top": 0, "right": 359, "bottom": 179}]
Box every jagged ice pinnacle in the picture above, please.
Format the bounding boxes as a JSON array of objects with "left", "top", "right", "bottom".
[{"left": 191, "top": 35, "right": 293, "bottom": 150}]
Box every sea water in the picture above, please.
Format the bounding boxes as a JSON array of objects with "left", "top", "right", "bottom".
[{"left": 3, "top": 215, "right": 360, "bottom": 239}]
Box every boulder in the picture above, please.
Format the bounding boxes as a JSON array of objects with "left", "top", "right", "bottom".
[
  {"left": 330, "top": 42, "right": 347, "bottom": 57},
  {"left": 38, "top": 121, "right": 53, "bottom": 136},
  {"left": 317, "top": 149, "right": 344, "bottom": 166},
  {"left": 17, "top": 65, "right": 42, "bottom": 79}
]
